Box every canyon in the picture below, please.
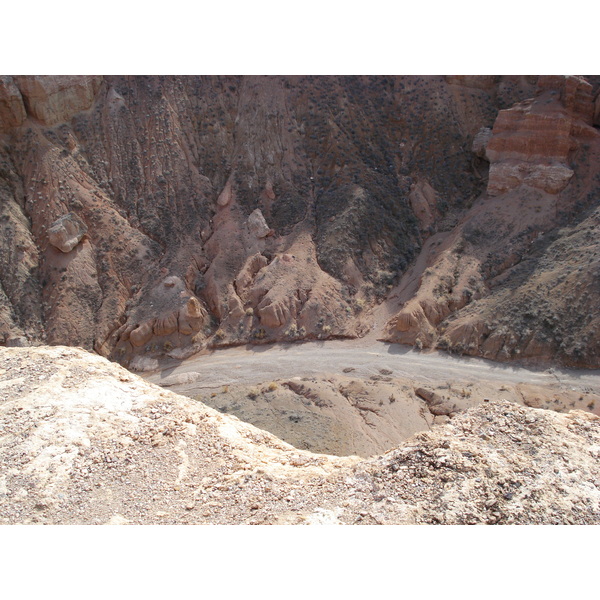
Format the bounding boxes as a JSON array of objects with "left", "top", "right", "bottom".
[
  {"left": 1, "top": 75, "right": 600, "bottom": 524},
  {"left": 1, "top": 75, "right": 599, "bottom": 368}
]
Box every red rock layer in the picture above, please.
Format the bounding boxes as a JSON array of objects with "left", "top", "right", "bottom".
[{"left": 486, "top": 75, "right": 597, "bottom": 196}]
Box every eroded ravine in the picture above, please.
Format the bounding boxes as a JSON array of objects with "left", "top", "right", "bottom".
[{"left": 143, "top": 340, "right": 600, "bottom": 457}]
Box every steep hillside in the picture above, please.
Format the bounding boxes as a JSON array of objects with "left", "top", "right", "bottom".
[
  {"left": 383, "top": 75, "right": 600, "bottom": 367},
  {"left": 0, "top": 75, "right": 598, "bottom": 367}
]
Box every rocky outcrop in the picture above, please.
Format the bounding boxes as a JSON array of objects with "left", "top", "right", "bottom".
[
  {"left": 446, "top": 202, "right": 600, "bottom": 367},
  {"left": 117, "top": 275, "right": 209, "bottom": 363},
  {"left": 383, "top": 75, "right": 600, "bottom": 367},
  {"left": 0, "top": 77, "right": 26, "bottom": 131},
  {"left": 0, "top": 75, "right": 598, "bottom": 368},
  {"left": 12, "top": 76, "right": 102, "bottom": 126},
  {"left": 1, "top": 345, "right": 600, "bottom": 525},
  {"left": 486, "top": 75, "right": 597, "bottom": 196},
  {"left": 385, "top": 181, "right": 600, "bottom": 367}
]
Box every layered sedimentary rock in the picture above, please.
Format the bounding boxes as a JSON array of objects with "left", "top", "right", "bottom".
[
  {"left": 12, "top": 76, "right": 102, "bottom": 126},
  {"left": 486, "top": 75, "right": 596, "bottom": 196},
  {"left": 0, "top": 77, "right": 26, "bottom": 131}
]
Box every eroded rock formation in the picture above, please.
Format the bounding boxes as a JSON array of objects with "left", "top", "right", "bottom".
[
  {"left": 486, "top": 75, "right": 596, "bottom": 196},
  {"left": 0, "top": 75, "right": 598, "bottom": 367},
  {"left": 383, "top": 75, "right": 600, "bottom": 367}
]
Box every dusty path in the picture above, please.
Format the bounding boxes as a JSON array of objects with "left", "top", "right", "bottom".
[{"left": 144, "top": 339, "right": 600, "bottom": 395}]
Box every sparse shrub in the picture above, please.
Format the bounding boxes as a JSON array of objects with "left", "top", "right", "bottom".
[
  {"left": 285, "top": 323, "right": 298, "bottom": 337},
  {"left": 437, "top": 335, "right": 450, "bottom": 350},
  {"left": 252, "top": 328, "right": 266, "bottom": 340}
]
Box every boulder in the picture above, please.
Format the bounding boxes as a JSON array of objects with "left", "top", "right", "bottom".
[
  {"left": 415, "top": 387, "right": 454, "bottom": 416},
  {"left": 247, "top": 208, "right": 271, "bottom": 238},
  {"left": 47, "top": 213, "right": 88, "bottom": 253}
]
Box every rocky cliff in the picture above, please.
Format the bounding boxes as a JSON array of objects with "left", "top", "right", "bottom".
[
  {"left": 0, "top": 75, "right": 599, "bottom": 367},
  {"left": 382, "top": 75, "right": 600, "bottom": 367}
]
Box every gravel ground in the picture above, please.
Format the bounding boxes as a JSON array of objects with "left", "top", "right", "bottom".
[{"left": 1, "top": 346, "right": 600, "bottom": 524}]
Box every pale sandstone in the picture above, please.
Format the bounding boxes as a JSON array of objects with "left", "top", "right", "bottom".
[
  {"left": 408, "top": 179, "right": 439, "bottom": 232},
  {"left": 472, "top": 126, "right": 493, "bottom": 160}
]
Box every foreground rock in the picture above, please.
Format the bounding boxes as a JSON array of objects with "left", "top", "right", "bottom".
[{"left": 1, "top": 346, "right": 599, "bottom": 525}]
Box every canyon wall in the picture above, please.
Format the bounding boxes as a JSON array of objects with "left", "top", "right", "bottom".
[{"left": 0, "top": 75, "right": 598, "bottom": 367}]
